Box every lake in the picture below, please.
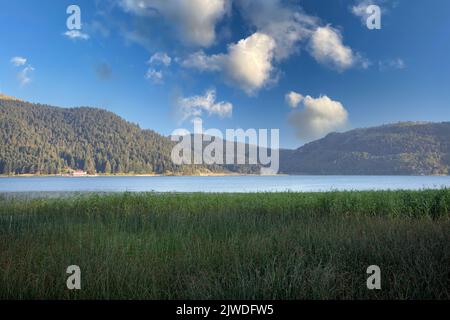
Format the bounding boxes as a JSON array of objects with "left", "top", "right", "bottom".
[{"left": 1, "top": 175, "right": 450, "bottom": 193}]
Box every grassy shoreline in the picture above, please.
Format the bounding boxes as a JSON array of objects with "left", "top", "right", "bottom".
[{"left": 0, "top": 190, "right": 449, "bottom": 299}]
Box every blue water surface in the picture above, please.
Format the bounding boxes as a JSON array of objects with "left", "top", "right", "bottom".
[{"left": 1, "top": 175, "right": 450, "bottom": 193}]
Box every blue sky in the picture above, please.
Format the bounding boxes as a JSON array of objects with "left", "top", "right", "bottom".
[{"left": 0, "top": 0, "right": 449, "bottom": 148}]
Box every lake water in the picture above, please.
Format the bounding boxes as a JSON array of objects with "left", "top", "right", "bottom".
[{"left": 1, "top": 176, "right": 450, "bottom": 193}]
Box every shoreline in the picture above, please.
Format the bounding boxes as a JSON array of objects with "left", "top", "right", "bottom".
[
  {"left": 0, "top": 173, "right": 448, "bottom": 178},
  {"left": 0, "top": 173, "right": 286, "bottom": 178}
]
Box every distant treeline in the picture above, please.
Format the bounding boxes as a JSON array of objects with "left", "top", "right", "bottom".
[{"left": 281, "top": 122, "right": 450, "bottom": 175}]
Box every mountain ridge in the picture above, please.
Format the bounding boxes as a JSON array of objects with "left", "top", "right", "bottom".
[{"left": 281, "top": 121, "right": 450, "bottom": 175}]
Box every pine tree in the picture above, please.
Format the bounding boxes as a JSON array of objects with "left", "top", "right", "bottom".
[
  {"left": 84, "top": 158, "right": 96, "bottom": 174},
  {"left": 104, "top": 160, "right": 112, "bottom": 174}
]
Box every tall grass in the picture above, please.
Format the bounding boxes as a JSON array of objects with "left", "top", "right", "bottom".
[{"left": 0, "top": 190, "right": 449, "bottom": 299}]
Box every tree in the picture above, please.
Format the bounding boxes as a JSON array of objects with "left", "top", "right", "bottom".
[
  {"left": 104, "top": 160, "right": 112, "bottom": 174},
  {"left": 84, "top": 157, "right": 96, "bottom": 174}
]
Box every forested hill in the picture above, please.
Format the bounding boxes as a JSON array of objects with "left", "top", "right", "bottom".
[
  {"left": 0, "top": 98, "right": 183, "bottom": 174},
  {"left": 280, "top": 122, "right": 450, "bottom": 175}
]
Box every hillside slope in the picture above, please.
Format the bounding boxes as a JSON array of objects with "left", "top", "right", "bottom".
[
  {"left": 280, "top": 122, "right": 450, "bottom": 175},
  {"left": 0, "top": 98, "right": 185, "bottom": 174},
  {"left": 0, "top": 98, "right": 261, "bottom": 175}
]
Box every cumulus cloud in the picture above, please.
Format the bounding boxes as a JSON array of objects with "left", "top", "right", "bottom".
[
  {"left": 236, "top": 1, "right": 365, "bottom": 72},
  {"left": 148, "top": 52, "right": 172, "bottom": 66},
  {"left": 63, "top": 30, "right": 90, "bottom": 40},
  {"left": 176, "top": 89, "right": 232, "bottom": 122},
  {"left": 285, "top": 91, "right": 304, "bottom": 108},
  {"left": 236, "top": 0, "right": 367, "bottom": 70},
  {"left": 235, "top": 0, "right": 318, "bottom": 61},
  {"left": 181, "top": 2, "right": 364, "bottom": 93},
  {"left": 288, "top": 93, "right": 349, "bottom": 141},
  {"left": 224, "top": 33, "right": 276, "bottom": 94},
  {"left": 119, "top": 0, "right": 229, "bottom": 47},
  {"left": 182, "top": 32, "right": 277, "bottom": 95},
  {"left": 119, "top": 0, "right": 366, "bottom": 93},
  {"left": 10, "top": 57, "right": 27, "bottom": 66},
  {"left": 118, "top": 0, "right": 365, "bottom": 94},
  {"left": 308, "top": 26, "right": 366, "bottom": 71}
]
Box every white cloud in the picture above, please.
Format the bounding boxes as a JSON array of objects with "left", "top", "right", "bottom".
[
  {"left": 308, "top": 26, "right": 362, "bottom": 71},
  {"left": 235, "top": 0, "right": 318, "bottom": 61},
  {"left": 119, "top": 0, "right": 367, "bottom": 93},
  {"left": 119, "top": 0, "right": 366, "bottom": 92},
  {"left": 237, "top": 1, "right": 365, "bottom": 72},
  {"left": 224, "top": 33, "right": 276, "bottom": 94},
  {"left": 351, "top": 0, "right": 373, "bottom": 23},
  {"left": 180, "top": 2, "right": 363, "bottom": 93},
  {"left": 149, "top": 52, "right": 172, "bottom": 66},
  {"left": 119, "top": 0, "right": 229, "bottom": 47},
  {"left": 181, "top": 51, "right": 223, "bottom": 72},
  {"left": 10, "top": 57, "right": 27, "bottom": 67},
  {"left": 285, "top": 91, "right": 304, "bottom": 108},
  {"left": 146, "top": 52, "right": 171, "bottom": 84},
  {"left": 145, "top": 68, "right": 164, "bottom": 84},
  {"left": 288, "top": 93, "right": 349, "bottom": 141},
  {"left": 379, "top": 58, "right": 405, "bottom": 71},
  {"left": 17, "top": 65, "right": 35, "bottom": 86},
  {"left": 63, "top": 30, "right": 90, "bottom": 40},
  {"left": 238, "top": 2, "right": 365, "bottom": 74},
  {"left": 176, "top": 89, "right": 232, "bottom": 122},
  {"left": 182, "top": 32, "right": 277, "bottom": 95},
  {"left": 11, "top": 56, "right": 34, "bottom": 86}
]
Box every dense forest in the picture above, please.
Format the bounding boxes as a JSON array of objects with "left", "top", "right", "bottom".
[
  {"left": 0, "top": 97, "right": 263, "bottom": 175},
  {"left": 281, "top": 122, "right": 450, "bottom": 175},
  {"left": 0, "top": 98, "right": 234, "bottom": 175},
  {"left": 1, "top": 96, "right": 450, "bottom": 175}
]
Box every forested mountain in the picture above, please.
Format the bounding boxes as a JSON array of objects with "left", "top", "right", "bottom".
[
  {"left": 0, "top": 97, "right": 210, "bottom": 175},
  {"left": 280, "top": 122, "right": 450, "bottom": 175},
  {"left": 0, "top": 97, "right": 261, "bottom": 175},
  {"left": 1, "top": 95, "right": 450, "bottom": 175}
]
